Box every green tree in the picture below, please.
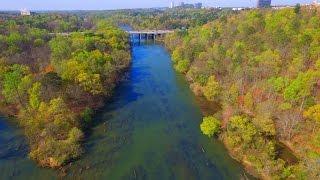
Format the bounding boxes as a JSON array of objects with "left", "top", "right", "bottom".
[
  {"left": 175, "top": 59, "right": 190, "bottom": 73},
  {"left": 82, "top": 107, "right": 94, "bottom": 127},
  {"left": 2, "top": 65, "right": 31, "bottom": 105},
  {"left": 49, "top": 36, "right": 72, "bottom": 62},
  {"left": 6, "top": 32, "right": 25, "bottom": 54},
  {"left": 200, "top": 116, "right": 221, "bottom": 137},
  {"left": 283, "top": 71, "right": 319, "bottom": 109},
  {"left": 268, "top": 76, "right": 289, "bottom": 93},
  {"left": 28, "top": 82, "right": 41, "bottom": 110}
]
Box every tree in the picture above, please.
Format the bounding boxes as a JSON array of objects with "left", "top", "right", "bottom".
[
  {"left": 6, "top": 32, "right": 24, "bottom": 54},
  {"left": 227, "top": 116, "right": 257, "bottom": 145},
  {"left": 68, "top": 127, "right": 84, "bottom": 143},
  {"left": 244, "top": 92, "right": 254, "bottom": 111},
  {"left": 2, "top": 65, "right": 31, "bottom": 105},
  {"left": 49, "top": 36, "right": 72, "bottom": 62},
  {"left": 277, "top": 109, "right": 301, "bottom": 140},
  {"left": 304, "top": 105, "right": 320, "bottom": 123},
  {"left": 265, "top": 9, "right": 297, "bottom": 45},
  {"left": 172, "top": 47, "right": 184, "bottom": 64},
  {"left": 175, "top": 59, "right": 190, "bottom": 73},
  {"left": 82, "top": 107, "right": 94, "bottom": 127},
  {"left": 203, "top": 75, "right": 220, "bottom": 101},
  {"left": 255, "top": 49, "right": 281, "bottom": 78},
  {"left": 34, "top": 38, "right": 45, "bottom": 47},
  {"left": 200, "top": 116, "right": 221, "bottom": 137},
  {"left": 60, "top": 59, "right": 85, "bottom": 81},
  {"left": 283, "top": 71, "right": 319, "bottom": 109},
  {"left": 294, "top": 4, "right": 301, "bottom": 14},
  {"left": 19, "top": 97, "right": 82, "bottom": 167},
  {"left": 268, "top": 76, "right": 289, "bottom": 93},
  {"left": 304, "top": 104, "right": 320, "bottom": 133},
  {"left": 76, "top": 73, "right": 104, "bottom": 95},
  {"left": 28, "top": 82, "right": 41, "bottom": 110}
]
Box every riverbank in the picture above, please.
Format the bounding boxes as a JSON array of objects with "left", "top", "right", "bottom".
[
  {"left": 162, "top": 7, "right": 320, "bottom": 178},
  {"left": 0, "top": 19, "right": 131, "bottom": 168},
  {"left": 125, "top": 26, "right": 264, "bottom": 179},
  {"left": 0, "top": 64, "right": 131, "bottom": 169}
]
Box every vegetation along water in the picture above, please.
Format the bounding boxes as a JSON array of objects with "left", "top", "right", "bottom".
[
  {"left": 0, "top": 29, "right": 251, "bottom": 179},
  {"left": 1, "top": 4, "right": 320, "bottom": 179}
]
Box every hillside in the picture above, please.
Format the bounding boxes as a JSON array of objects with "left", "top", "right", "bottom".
[{"left": 165, "top": 6, "right": 320, "bottom": 179}]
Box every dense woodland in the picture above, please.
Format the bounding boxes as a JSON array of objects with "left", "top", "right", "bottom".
[
  {"left": 101, "top": 8, "right": 233, "bottom": 30},
  {"left": 0, "top": 14, "right": 130, "bottom": 167},
  {"left": 165, "top": 6, "right": 320, "bottom": 179}
]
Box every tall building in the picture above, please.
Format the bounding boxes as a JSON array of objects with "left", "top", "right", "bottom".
[
  {"left": 170, "top": 1, "right": 175, "bottom": 8},
  {"left": 257, "top": 0, "right": 271, "bottom": 8}
]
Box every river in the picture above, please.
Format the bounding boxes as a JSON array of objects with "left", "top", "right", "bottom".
[{"left": 0, "top": 36, "right": 250, "bottom": 179}]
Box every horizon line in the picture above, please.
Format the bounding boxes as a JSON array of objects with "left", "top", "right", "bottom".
[{"left": 0, "top": 3, "right": 310, "bottom": 12}]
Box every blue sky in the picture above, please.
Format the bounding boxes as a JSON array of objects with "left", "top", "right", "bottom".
[{"left": 0, "top": 0, "right": 313, "bottom": 10}]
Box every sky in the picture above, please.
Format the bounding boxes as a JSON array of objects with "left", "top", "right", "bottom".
[{"left": 0, "top": 0, "right": 313, "bottom": 10}]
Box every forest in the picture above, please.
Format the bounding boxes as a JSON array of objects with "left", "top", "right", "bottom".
[
  {"left": 0, "top": 14, "right": 131, "bottom": 167},
  {"left": 165, "top": 6, "right": 320, "bottom": 179},
  {"left": 100, "top": 8, "right": 234, "bottom": 30},
  {"left": 1, "top": 5, "right": 320, "bottom": 179}
]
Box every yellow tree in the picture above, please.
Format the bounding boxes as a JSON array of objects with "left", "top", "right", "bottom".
[{"left": 203, "top": 75, "right": 220, "bottom": 101}]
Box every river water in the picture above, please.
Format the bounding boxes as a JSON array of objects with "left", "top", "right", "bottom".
[{"left": 0, "top": 38, "right": 250, "bottom": 179}]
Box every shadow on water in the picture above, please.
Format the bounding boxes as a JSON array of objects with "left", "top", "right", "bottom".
[
  {"left": 0, "top": 117, "right": 57, "bottom": 179},
  {"left": 0, "top": 119, "right": 28, "bottom": 160}
]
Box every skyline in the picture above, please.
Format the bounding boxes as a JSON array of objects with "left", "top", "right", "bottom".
[{"left": 0, "top": 0, "right": 313, "bottom": 10}]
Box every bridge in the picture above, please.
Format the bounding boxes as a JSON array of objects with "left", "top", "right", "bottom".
[
  {"left": 48, "top": 30, "right": 175, "bottom": 41},
  {"left": 126, "top": 30, "right": 174, "bottom": 41}
]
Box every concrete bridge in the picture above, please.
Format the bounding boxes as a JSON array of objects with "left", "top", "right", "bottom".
[
  {"left": 127, "top": 30, "right": 174, "bottom": 41},
  {"left": 49, "top": 30, "right": 174, "bottom": 41}
]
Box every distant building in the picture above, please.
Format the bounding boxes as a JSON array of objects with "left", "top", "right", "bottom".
[
  {"left": 257, "top": 0, "right": 271, "bottom": 8},
  {"left": 20, "top": 9, "right": 31, "bottom": 16},
  {"left": 195, "top": 3, "right": 202, "bottom": 9},
  {"left": 271, "top": 5, "right": 293, "bottom": 10},
  {"left": 232, "top": 7, "right": 245, "bottom": 11},
  {"left": 180, "top": 2, "right": 185, "bottom": 7},
  {"left": 170, "top": 1, "right": 175, "bottom": 8},
  {"left": 176, "top": 2, "right": 204, "bottom": 9}
]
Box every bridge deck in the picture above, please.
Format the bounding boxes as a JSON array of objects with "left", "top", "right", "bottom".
[{"left": 127, "top": 30, "right": 174, "bottom": 34}]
